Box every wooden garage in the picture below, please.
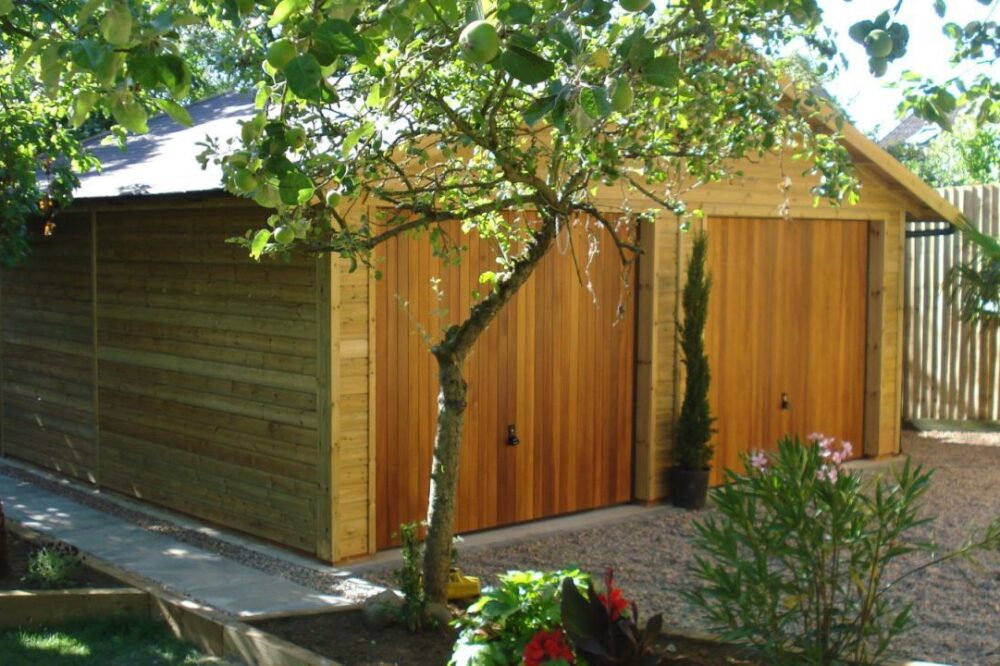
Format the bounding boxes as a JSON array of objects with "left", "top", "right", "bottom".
[{"left": 0, "top": 93, "right": 964, "bottom": 562}]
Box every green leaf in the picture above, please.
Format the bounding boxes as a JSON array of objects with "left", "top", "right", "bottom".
[
  {"left": 933, "top": 0, "right": 946, "bottom": 18},
  {"left": 499, "top": 1, "right": 534, "bottom": 24},
  {"left": 154, "top": 98, "right": 193, "bottom": 126},
  {"left": 523, "top": 94, "right": 556, "bottom": 125},
  {"left": 111, "top": 92, "right": 148, "bottom": 133},
  {"left": 159, "top": 54, "right": 191, "bottom": 97},
  {"left": 579, "top": 86, "right": 611, "bottom": 119},
  {"left": 71, "top": 91, "right": 100, "bottom": 128},
  {"left": 643, "top": 55, "right": 680, "bottom": 88},
  {"left": 0, "top": 0, "right": 13, "bottom": 16},
  {"left": 78, "top": 0, "right": 104, "bottom": 24},
  {"left": 848, "top": 20, "right": 874, "bottom": 44},
  {"left": 284, "top": 54, "right": 323, "bottom": 100},
  {"left": 250, "top": 229, "right": 271, "bottom": 259},
  {"left": 13, "top": 37, "right": 47, "bottom": 73},
  {"left": 39, "top": 43, "right": 62, "bottom": 94},
  {"left": 625, "top": 34, "right": 654, "bottom": 68},
  {"left": 268, "top": 0, "right": 306, "bottom": 27},
  {"left": 342, "top": 121, "right": 375, "bottom": 157},
  {"left": 279, "top": 171, "right": 315, "bottom": 205},
  {"left": 500, "top": 45, "right": 555, "bottom": 85},
  {"left": 70, "top": 40, "right": 113, "bottom": 72},
  {"left": 100, "top": 0, "right": 133, "bottom": 46},
  {"left": 310, "top": 19, "right": 367, "bottom": 66}
]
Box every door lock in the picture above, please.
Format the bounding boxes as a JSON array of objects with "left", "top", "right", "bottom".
[
  {"left": 780, "top": 392, "right": 790, "bottom": 410},
  {"left": 507, "top": 424, "right": 520, "bottom": 447}
]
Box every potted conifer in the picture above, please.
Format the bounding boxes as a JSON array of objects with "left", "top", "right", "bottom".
[{"left": 670, "top": 230, "right": 715, "bottom": 509}]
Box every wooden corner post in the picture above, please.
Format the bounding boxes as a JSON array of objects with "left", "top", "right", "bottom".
[
  {"left": 864, "top": 214, "right": 905, "bottom": 459},
  {"left": 316, "top": 253, "right": 341, "bottom": 561},
  {"left": 632, "top": 219, "right": 659, "bottom": 502}
]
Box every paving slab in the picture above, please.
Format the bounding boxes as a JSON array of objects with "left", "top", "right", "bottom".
[{"left": 0, "top": 471, "right": 358, "bottom": 618}]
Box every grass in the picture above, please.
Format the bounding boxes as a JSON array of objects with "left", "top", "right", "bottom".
[{"left": 0, "top": 616, "right": 220, "bottom": 665}]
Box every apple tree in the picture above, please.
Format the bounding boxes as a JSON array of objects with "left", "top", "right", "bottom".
[{"left": 3, "top": 0, "right": 984, "bottom": 603}]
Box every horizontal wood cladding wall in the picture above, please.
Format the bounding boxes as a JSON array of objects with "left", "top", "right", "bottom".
[
  {"left": 94, "top": 208, "right": 321, "bottom": 552},
  {"left": 632, "top": 151, "right": 909, "bottom": 501},
  {"left": 0, "top": 215, "right": 97, "bottom": 481}
]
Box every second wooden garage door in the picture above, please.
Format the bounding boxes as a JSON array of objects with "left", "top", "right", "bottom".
[
  {"left": 705, "top": 217, "right": 868, "bottom": 484},
  {"left": 375, "top": 219, "right": 635, "bottom": 549}
]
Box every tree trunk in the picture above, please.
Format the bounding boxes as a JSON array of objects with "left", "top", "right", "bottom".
[
  {"left": 0, "top": 499, "right": 8, "bottom": 577},
  {"left": 421, "top": 216, "right": 560, "bottom": 603},
  {"left": 422, "top": 348, "right": 469, "bottom": 603}
]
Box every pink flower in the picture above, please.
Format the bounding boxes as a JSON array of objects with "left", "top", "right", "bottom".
[
  {"left": 841, "top": 441, "right": 853, "bottom": 458},
  {"left": 750, "top": 451, "right": 769, "bottom": 472},
  {"left": 817, "top": 465, "right": 839, "bottom": 483}
]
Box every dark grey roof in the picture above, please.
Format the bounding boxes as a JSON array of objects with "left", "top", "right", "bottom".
[
  {"left": 879, "top": 114, "right": 931, "bottom": 147},
  {"left": 74, "top": 92, "right": 255, "bottom": 200}
]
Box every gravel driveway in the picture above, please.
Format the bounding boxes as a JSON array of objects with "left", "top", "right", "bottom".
[{"left": 368, "top": 429, "right": 1000, "bottom": 665}]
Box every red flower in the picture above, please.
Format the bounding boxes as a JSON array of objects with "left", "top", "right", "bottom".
[
  {"left": 597, "top": 585, "right": 629, "bottom": 621},
  {"left": 523, "top": 628, "right": 575, "bottom": 666}
]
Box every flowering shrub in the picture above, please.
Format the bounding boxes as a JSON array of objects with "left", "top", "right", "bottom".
[
  {"left": 560, "top": 570, "right": 663, "bottom": 666},
  {"left": 686, "top": 434, "right": 1000, "bottom": 665},
  {"left": 450, "top": 569, "right": 588, "bottom": 666},
  {"left": 450, "top": 569, "right": 661, "bottom": 666},
  {"left": 523, "top": 628, "right": 575, "bottom": 666}
]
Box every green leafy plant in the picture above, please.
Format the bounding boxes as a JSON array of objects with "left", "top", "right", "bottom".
[
  {"left": 26, "top": 545, "right": 81, "bottom": 589},
  {"left": 686, "top": 434, "right": 1000, "bottom": 665},
  {"left": 674, "top": 231, "right": 714, "bottom": 471},
  {"left": 393, "top": 521, "right": 428, "bottom": 632},
  {"left": 451, "top": 569, "right": 589, "bottom": 666},
  {"left": 560, "top": 570, "right": 663, "bottom": 666}
]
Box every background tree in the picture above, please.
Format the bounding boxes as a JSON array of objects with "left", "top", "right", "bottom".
[{"left": 1, "top": 0, "right": 990, "bottom": 603}]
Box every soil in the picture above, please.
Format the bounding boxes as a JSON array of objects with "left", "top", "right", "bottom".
[
  {"left": 0, "top": 530, "right": 124, "bottom": 591},
  {"left": 254, "top": 609, "right": 762, "bottom": 666}
]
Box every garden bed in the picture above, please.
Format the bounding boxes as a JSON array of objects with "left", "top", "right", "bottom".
[
  {"left": 253, "top": 609, "right": 763, "bottom": 666},
  {"left": 1, "top": 530, "right": 124, "bottom": 591}
]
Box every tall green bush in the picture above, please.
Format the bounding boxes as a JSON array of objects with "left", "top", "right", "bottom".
[
  {"left": 686, "top": 435, "right": 1000, "bottom": 665},
  {"left": 674, "top": 231, "right": 714, "bottom": 471}
]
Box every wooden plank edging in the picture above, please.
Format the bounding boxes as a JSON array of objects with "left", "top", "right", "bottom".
[
  {"left": 8, "top": 521, "right": 343, "bottom": 666},
  {"left": 0, "top": 588, "right": 150, "bottom": 629}
]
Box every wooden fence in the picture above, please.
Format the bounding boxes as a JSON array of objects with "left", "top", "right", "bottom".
[{"left": 903, "top": 184, "right": 999, "bottom": 422}]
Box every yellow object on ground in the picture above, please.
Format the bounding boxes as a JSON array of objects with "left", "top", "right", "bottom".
[{"left": 447, "top": 568, "right": 481, "bottom": 600}]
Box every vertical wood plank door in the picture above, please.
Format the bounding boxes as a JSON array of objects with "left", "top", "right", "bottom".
[
  {"left": 375, "top": 217, "right": 636, "bottom": 549},
  {"left": 704, "top": 217, "right": 868, "bottom": 485}
]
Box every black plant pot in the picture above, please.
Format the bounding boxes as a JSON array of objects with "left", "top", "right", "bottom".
[{"left": 669, "top": 467, "right": 710, "bottom": 510}]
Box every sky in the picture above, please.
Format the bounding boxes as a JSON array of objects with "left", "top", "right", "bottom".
[{"left": 818, "top": 0, "right": 999, "bottom": 139}]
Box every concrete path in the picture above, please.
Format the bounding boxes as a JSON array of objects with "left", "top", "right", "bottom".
[{"left": 0, "top": 469, "right": 363, "bottom": 618}]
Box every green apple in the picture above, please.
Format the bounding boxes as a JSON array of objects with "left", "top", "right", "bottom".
[
  {"left": 266, "top": 39, "right": 297, "bottom": 70},
  {"left": 864, "top": 29, "right": 893, "bottom": 58},
  {"left": 273, "top": 226, "right": 295, "bottom": 245},
  {"left": 459, "top": 20, "right": 500, "bottom": 64},
  {"left": 610, "top": 78, "right": 634, "bottom": 113},
  {"left": 619, "top": 0, "right": 652, "bottom": 12},
  {"left": 286, "top": 127, "right": 307, "bottom": 150},
  {"left": 233, "top": 169, "right": 258, "bottom": 194}
]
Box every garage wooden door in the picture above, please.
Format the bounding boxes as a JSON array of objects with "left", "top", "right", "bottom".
[
  {"left": 705, "top": 217, "right": 868, "bottom": 484},
  {"left": 375, "top": 219, "right": 635, "bottom": 548}
]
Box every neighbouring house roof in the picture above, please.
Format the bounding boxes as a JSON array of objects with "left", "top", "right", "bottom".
[
  {"left": 879, "top": 115, "right": 933, "bottom": 147},
  {"left": 71, "top": 88, "right": 965, "bottom": 224},
  {"left": 74, "top": 91, "right": 254, "bottom": 200}
]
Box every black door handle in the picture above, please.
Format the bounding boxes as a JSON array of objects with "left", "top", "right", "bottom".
[{"left": 780, "top": 392, "right": 790, "bottom": 410}]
